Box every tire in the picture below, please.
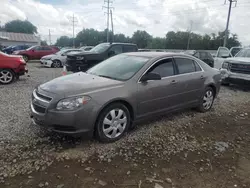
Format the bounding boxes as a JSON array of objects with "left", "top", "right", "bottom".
[
  {"left": 197, "top": 87, "right": 215, "bottom": 112},
  {"left": 0, "top": 69, "right": 15, "bottom": 84},
  {"left": 52, "top": 60, "right": 62, "bottom": 68},
  {"left": 95, "top": 103, "right": 131, "bottom": 143},
  {"left": 22, "top": 55, "right": 29, "bottom": 62}
]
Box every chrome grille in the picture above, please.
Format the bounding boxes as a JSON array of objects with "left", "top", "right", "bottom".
[{"left": 230, "top": 63, "right": 250, "bottom": 74}]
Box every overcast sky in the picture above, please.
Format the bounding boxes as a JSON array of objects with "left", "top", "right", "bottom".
[{"left": 1, "top": 0, "right": 250, "bottom": 45}]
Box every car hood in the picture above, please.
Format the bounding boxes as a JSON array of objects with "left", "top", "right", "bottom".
[
  {"left": 39, "top": 72, "right": 124, "bottom": 96},
  {"left": 42, "top": 54, "right": 56, "bottom": 59},
  {"left": 69, "top": 51, "right": 98, "bottom": 56},
  {"left": 226, "top": 57, "right": 250, "bottom": 64}
]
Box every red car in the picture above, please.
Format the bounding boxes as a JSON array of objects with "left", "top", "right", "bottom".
[
  {"left": 0, "top": 52, "right": 27, "bottom": 84},
  {"left": 13, "top": 46, "right": 59, "bottom": 62}
]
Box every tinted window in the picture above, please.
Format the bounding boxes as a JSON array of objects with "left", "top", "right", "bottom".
[
  {"left": 34, "top": 46, "right": 43, "bottom": 51},
  {"left": 175, "top": 58, "right": 196, "bottom": 74},
  {"left": 194, "top": 61, "right": 202, "bottom": 71},
  {"left": 200, "top": 52, "right": 208, "bottom": 59},
  {"left": 42, "top": 47, "right": 52, "bottom": 50},
  {"left": 123, "top": 45, "right": 137, "bottom": 52},
  {"left": 231, "top": 48, "right": 242, "bottom": 56},
  {"left": 149, "top": 59, "right": 174, "bottom": 77},
  {"left": 108, "top": 45, "right": 123, "bottom": 55}
]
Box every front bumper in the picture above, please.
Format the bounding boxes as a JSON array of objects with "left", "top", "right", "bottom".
[
  {"left": 66, "top": 60, "right": 89, "bottom": 72},
  {"left": 40, "top": 59, "right": 53, "bottom": 67},
  {"left": 220, "top": 69, "right": 250, "bottom": 84},
  {"left": 30, "top": 89, "right": 98, "bottom": 136}
]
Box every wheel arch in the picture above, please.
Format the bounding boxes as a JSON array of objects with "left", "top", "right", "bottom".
[
  {"left": 206, "top": 83, "right": 217, "bottom": 97},
  {"left": 94, "top": 98, "right": 135, "bottom": 130}
]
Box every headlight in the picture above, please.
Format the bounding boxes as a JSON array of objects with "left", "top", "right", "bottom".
[
  {"left": 56, "top": 96, "right": 91, "bottom": 110},
  {"left": 76, "top": 56, "right": 84, "bottom": 60},
  {"left": 222, "top": 62, "right": 229, "bottom": 69}
]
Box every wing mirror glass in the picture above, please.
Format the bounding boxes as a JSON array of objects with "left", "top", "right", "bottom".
[{"left": 141, "top": 72, "right": 161, "bottom": 82}]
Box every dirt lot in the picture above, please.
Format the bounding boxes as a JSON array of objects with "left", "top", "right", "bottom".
[{"left": 0, "top": 62, "right": 250, "bottom": 188}]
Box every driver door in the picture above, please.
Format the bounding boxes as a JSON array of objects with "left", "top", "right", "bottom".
[
  {"left": 137, "top": 58, "right": 179, "bottom": 118},
  {"left": 214, "top": 47, "right": 232, "bottom": 69}
]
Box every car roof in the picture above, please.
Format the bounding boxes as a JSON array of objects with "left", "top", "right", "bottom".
[
  {"left": 102, "top": 42, "right": 137, "bottom": 46},
  {"left": 124, "top": 52, "right": 190, "bottom": 58}
]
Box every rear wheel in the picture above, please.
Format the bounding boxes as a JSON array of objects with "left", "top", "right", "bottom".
[
  {"left": 95, "top": 103, "right": 130, "bottom": 143},
  {"left": 0, "top": 69, "right": 15, "bottom": 84},
  {"left": 197, "top": 87, "right": 215, "bottom": 112},
  {"left": 22, "top": 55, "right": 29, "bottom": 62},
  {"left": 52, "top": 60, "right": 62, "bottom": 68}
]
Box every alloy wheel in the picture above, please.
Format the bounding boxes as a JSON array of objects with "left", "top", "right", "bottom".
[
  {"left": 0, "top": 70, "right": 14, "bottom": 84},
  {"left": 102, "top": 109, "right": 128, "bottom": 139},
  {"left": 203, "top": 90, "right": 214, "bottom": 110},
  {"left": 53, "top": 60, "right": 61, "bottom": 68}
]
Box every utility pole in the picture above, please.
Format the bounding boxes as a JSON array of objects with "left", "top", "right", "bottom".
[
  {"left": 49, "top": 29, "right": 51, "bottom": 45},
  {"left": 223, "top": 0, "right": 237, "bottom": 47},
  {"left": 187, "top": 20, "right": 193, "bottom": 50},
  {"left": 103, "top": 0, "right": 114, "bottom": 43},
  {"left": 110, "top": 9, "right": 114, "bottom": 43},
  {"left": 69, "top": 14, "right": 78, "bottom": 48}
]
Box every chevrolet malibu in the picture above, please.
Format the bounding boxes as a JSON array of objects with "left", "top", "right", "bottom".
[{"left": 31, "top": 52, "right": 221, "bottom": 142}]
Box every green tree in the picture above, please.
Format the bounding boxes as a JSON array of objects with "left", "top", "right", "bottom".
[
  {"left": 55, "top": 36, "right": 73, "bottom": 47},
  {"left": 41, "top": 40, "right": 48, "bottom": 46},
  {"left": 131, "top": 30, "right": 152, "bottom": 48},
  {"left": 4, "top": 20, "right": 37, "bottom": 34},
  {"left": 147, "top": 37, "right": 165, "bottom": 49}
]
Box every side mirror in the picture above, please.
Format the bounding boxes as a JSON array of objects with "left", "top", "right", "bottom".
[
  {"left": 140, "top": 72, "right": 161, "bottom": 82},
  {"left": 221, "top": 55, "right": 230, "bottom": 58}
]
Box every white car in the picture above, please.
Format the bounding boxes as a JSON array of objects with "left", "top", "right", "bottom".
[
  {"left": 40, "top": 49, "right": 82, "bottom": 68},
  {"left": 220, "top": 48, "right": 250, "bottom": 85}
]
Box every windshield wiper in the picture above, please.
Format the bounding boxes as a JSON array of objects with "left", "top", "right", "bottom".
[{"left": 98, "top": 75, "right": 118, "bottom": 80}]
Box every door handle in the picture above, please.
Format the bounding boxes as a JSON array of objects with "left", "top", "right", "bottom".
[
  {"left": 200, "top": 75, "right": 204, "bottom": 79},
  {"left": 171, "top": 80, "right": 178, "bottom": 84}
]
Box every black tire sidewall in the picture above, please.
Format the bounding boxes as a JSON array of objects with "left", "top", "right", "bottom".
[
  {"left": 95, "top": 103, "right": 130, "bottom": 143},
  {"left": 198, "top": 87, "right": 215, "bottom": 112},
  {"left": 0, "top": 69, "right": 15, "bottom": 84},
  {"left": 52, "top": 60, "right": 61, "bottom": 68}
]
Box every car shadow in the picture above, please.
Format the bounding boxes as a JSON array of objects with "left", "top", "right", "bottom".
[{"left": 226, "top": 84, "right": 250, "bottom": 92}]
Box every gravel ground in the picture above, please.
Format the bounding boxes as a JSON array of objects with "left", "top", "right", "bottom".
[{"left": 1, "top": 62, "right": 250, "bottom": 187}]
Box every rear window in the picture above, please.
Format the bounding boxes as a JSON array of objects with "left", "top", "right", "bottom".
[{"left": 123, "top": 45, "right": 137, "bottom": 52}]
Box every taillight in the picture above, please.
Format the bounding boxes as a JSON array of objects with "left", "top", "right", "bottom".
[{"left": 19, "top": 57, "right": 26, "bottom": 65}]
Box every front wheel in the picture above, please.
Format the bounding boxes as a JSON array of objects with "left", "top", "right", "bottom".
[
  {"left": 0, "top": 69, "right": 15, "bottom": 84},
  {"left": 95, "top": 103, "right": 130, "bottom": 143},
  {"left": 197, "top": 87, "right": 215, "bottom": 112},
  {"left": 52, "top": 60, "right": 62, "bottom": 68}
]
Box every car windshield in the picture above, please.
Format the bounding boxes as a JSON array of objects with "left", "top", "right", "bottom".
[
  {"left": 89, "top": 43, "right": 110, "bottom": 53},
  {"left": 235, "top": 49, "right": 250, "bottom": 58},
  {"left": 26, "top": 46, "right": 37, "bottom": 51},
  {"left": 87, "top": 54, "right": 149, "bottom": 81}
]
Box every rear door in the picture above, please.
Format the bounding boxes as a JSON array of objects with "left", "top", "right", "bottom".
[
  {"left": 172, "top": 57, "right": 205, "bottom": 107},
  {"left": 214, "top": 47, "right": 231, "bottom": 69},
  {"left": 40, "top": 47, "right": 54, "bottom": 58}
]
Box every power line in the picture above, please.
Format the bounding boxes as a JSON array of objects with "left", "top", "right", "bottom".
[
  {"left": 49, "top": 29, "right": 51, "bottom": 45},
  {"left": 103, "top": 0, "right": 114, "bottom": 42},
  {"left": 223, "top": 0, "right": 237, "bottom": 47}
]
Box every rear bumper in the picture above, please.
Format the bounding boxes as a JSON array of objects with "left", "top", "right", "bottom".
[{"left": 220, "top": 69, "right": 250, "bottom": 84}]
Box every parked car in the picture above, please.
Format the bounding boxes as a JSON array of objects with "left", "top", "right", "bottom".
[
  {"left": 213, "top": 46, "right": 242, "bottom": 69},
  {"left": 14, "top": 46, "right": 59, "bottom": 62},
  {"left": 0, "top": 52, "right": 27, "bottom": 84},
  {"left": 40, "top": 49, "right": 83, "bottom": 68},
  {"left": 2, "top": 45, "right": 31, "bottom": 54},
  {"left": 80, "top": 46, "right": 94, "bottom": 51},
  {"left": 66, "top": 43, "right": 138, "bottom": 72},
  {"left": 220, "top": 48, "right": 250, "bottom": 85},
  {"left": 185, "top": 50, "right": 214, "bottom": 67},
  {"left": 31, "top": 52, "right": 221, "bottom": 142}
]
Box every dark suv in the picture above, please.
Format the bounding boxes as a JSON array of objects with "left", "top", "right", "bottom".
[{"left": 66, "top": 43, "right": 138, "bottom": 72}]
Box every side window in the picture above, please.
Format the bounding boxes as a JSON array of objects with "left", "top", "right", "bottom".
[
  {"left": 108, "top": 45, "right": 123, "bottom": 56},
  {"left": 200, "top": 52, "right": 208, "bottom": 59},
  {"left": 148, "top": 59, "right": 175, "bottom": 78},
  {"left": 123, "top": 45, "right": 137, "bottom": 52},
  {"left": 34, "top": 46, "right": 43, "bottom": 51},
  {"left": 42, "top": 47, "right": 52, "bottom": 51},
  {"left": 193, "top": 61, "right": 202, "bottom": 71},
  {"left": 175, "top": 58, "right": 196, "bottom": 74}
]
